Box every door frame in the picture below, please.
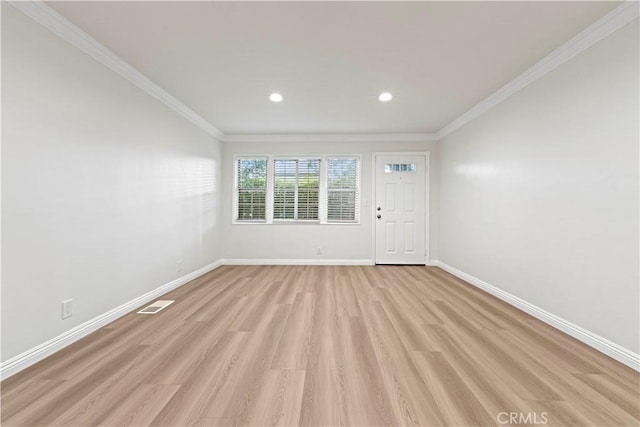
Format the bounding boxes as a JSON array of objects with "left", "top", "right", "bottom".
[{"left": 371, "top": 152, "right": 430, "bottom": 265}]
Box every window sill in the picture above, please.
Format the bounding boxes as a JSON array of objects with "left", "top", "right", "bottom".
[
  {"left": 232, "top": 221, "right": 361, "bottom": 226},
  {"left": 232, "top": 220, "right": 267, "bottom": 225}
]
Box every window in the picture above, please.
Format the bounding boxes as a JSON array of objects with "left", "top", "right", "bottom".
[
  {"left": 235, "top": 158, "right": 267, "bottom": 221},
  {"left": 385, "top": 163, "right": 416, "bottom": 173},
  {"left": 327, "top": 157, "right": 359, "bottom": 222},
  {"left": 234, "top": 155, "right": 360, "bottom": 224},
  {"left": 273, "top": 159, "right": 320, "bottom": 220}
]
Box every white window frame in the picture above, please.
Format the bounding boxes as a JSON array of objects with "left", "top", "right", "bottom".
[
  {"left": 325, "top": 156, "right": 361, "bottom": 224},
  {"left": 233, "top": 156, "right": 268, "bottom": 223},
  {"left": 232, "top": 154, "right": 361, "bottom": 225},
  {"left": 272, "top": 156, "right": 322, "bottom": 223}
]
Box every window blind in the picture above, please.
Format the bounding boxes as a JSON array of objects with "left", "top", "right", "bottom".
[
  {"left": 236, "top": 159, "right": 267, "bottom": 221},
  {"left": 327, "top": 157, "right": 359, "bottom": 222},
  {"left": 273, "top": 159, "right": 320, "bottom": 220}
]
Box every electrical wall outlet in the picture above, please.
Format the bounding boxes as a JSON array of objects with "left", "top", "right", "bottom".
[
  {"left": 316, "top": 247, "right": 322, "bottom": 255},
  {"left": 61, "top": 299, "right": 73, "bottom": 319},
  {"left": 177, "top": 260, "right": 184, "bottom": 273}
]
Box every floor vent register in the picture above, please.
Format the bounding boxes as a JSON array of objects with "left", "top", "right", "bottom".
[{"left": 137, "top": 300, "right": 175, "bottom": 314}]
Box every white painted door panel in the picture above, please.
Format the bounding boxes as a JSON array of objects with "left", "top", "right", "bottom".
[{"left": 375, "top": 155, "right": 426, "bottom": 264}]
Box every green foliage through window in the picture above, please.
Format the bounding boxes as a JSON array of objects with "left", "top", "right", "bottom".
[
  {"left": 274, "top": 159, "right": 320, "bottom": 220},
  {"left": 237, "top": 159, "right": 266, "bottom": 221},
  {"left": 235, "top": 156, "right": 359, "bottom": 223}
]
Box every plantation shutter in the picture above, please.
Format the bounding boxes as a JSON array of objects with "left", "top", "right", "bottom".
[
  {"left": 236, "top": 158, "right": 267, "bottom": 221},
  {"left": 273, "top": 159, "right": 320, "bottom": 220},
  {"left": 327, "top": 157, "right": 359, "bottom": 222}
]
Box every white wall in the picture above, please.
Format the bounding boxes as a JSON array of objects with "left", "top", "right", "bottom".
[
  {"left": 438, "top": 21, "right": 639, "bottom": 353},
  {"left": 222, "top": 140, "right": 438, "bottom": 262},
  {"left": 1, "top": 5, "right": 222, "bottom": 361}
]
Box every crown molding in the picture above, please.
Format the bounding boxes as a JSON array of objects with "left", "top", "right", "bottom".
[
  {"left": 222, "top": 133, "right": 438, "bottom": 143},
  {"left": 8, "top": 0, "right": 224, "bottom": 140},
  {"left": 10, "top": 1, "right": 638, "bottom": 144},
  {"left": 435, "top": 1, "right": 640, "bottom": 141}
]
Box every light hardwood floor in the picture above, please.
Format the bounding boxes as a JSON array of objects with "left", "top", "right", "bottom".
[{"left": 1, "top": 265, "right": 638, "bottom": 426}]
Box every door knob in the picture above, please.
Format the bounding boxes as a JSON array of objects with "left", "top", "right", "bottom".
[
  {"left": 377, "top": 214, "right": 382, "bottom": 219},
  {"left": 377, "top": 207, "right": 381, "bottom": 211}
]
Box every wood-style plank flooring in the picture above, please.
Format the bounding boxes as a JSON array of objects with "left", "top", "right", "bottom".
[{"left": 2, "top": 265, "right": 638, "bottom": 426}]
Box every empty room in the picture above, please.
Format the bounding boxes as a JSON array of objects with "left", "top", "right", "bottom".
[{"left": 1, "top": 1, "right": 639, "bottom": 426}]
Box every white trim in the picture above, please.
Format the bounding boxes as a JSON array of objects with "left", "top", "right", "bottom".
[
  {"left": 222, "top": 258, "right": 374, "bottom": 266},
  {"left": 8, "top": 0, "right": 224, "bottom": 140},
  {"left": 10, "top": 1, "right": 637, "bottom": 143},
  {"left": 0, "top": 259, "right": 224, "bottom": 380},
  {"left": 424, "top": 153, "right": 431, "bottom": 263},
  {"left": 434, "top": 260, "right": 640, "bottom": 372},
  {"left": 4, "top": 257, "right": 636, "bottom": 379},
  {"left": 372, "top": 152, "right": 430, "bottom": 265},
  {"left": 232, "top": 156, "right": 269, "bottom": 224},
  {"left": 223, "top": 133, "right": 438, "bottom": 143},
  {"left": 232, "top": 154, "right": 362, "bottom": 225},
  {"left": 325, "top": 155, "right": 361, "bottom": 224},
  {"left": 319, "top": 158, "right": 328, "bottom": 224},
  {"left": 436, "top": 1, "right": 640, "bottom": 140}
]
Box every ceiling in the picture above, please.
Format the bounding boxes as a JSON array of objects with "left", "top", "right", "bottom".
[{"left": 48, "top": 1, "right": 619, "bottom": 135}]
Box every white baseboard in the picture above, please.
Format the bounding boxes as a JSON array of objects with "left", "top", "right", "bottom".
[
  {"left": 0, "top": 259, "right": 224, "bottom": 380},
  {"left": 222, "top": 258, "right": 374, "bottom": 266},
  {"left": 6, "top": 258, "right": 636, "bottom": 379},
  {"left": 433, "top": 260, "right": 640, "bottom": 372}
]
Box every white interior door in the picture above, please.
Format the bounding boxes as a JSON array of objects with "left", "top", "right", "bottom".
[{"left": 375, "top": 154, "right": 427, "bottom": 264}]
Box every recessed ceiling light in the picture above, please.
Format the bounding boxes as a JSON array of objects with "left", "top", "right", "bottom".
[
  {"left": 378, "top": 92, "right": 393, "bottom": 102},
  {"left": 269, "top": 93, "right": 283, "bottom": 103}
]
